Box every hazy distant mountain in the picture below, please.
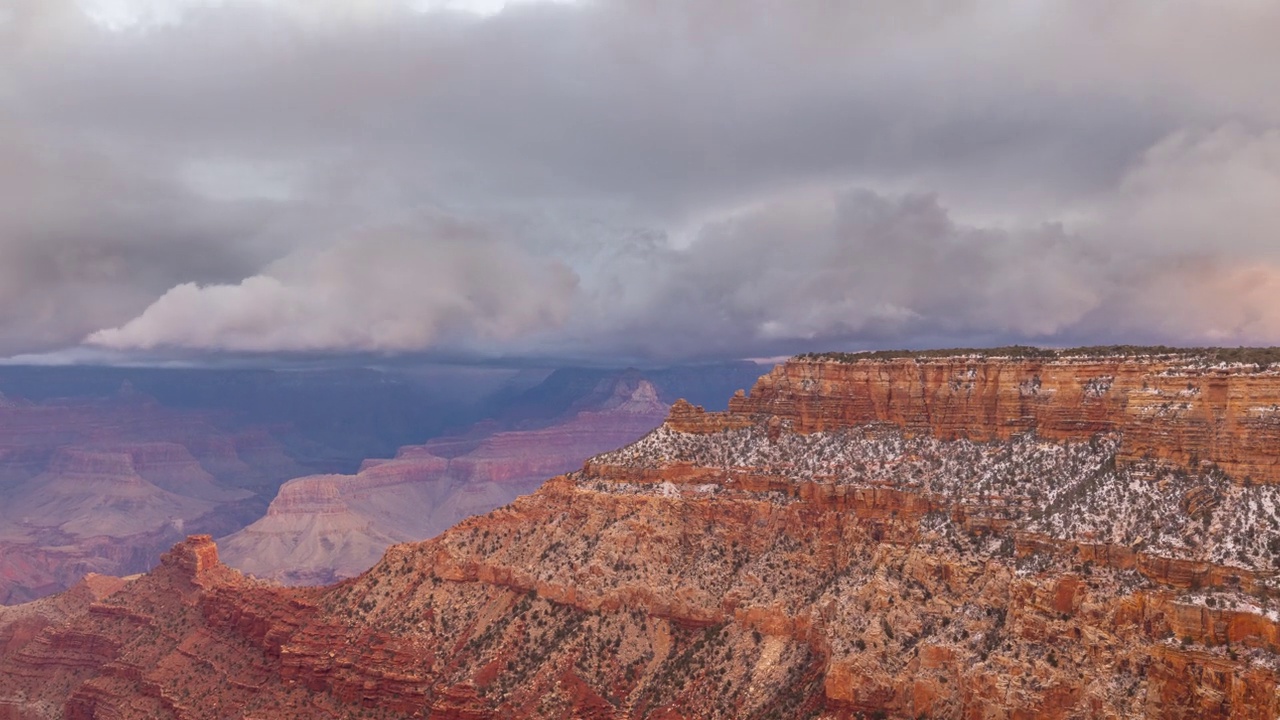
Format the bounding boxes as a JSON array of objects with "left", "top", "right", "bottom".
[
  {"left": 219, "top": 375, "right": 673, "bottom": 584},
  {"left": 0, "top": 361, "right": 763, "bottom": 603}
]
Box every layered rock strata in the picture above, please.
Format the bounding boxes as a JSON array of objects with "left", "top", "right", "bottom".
[
  {"left": 708, "top": 356, "right": 1280, "bottom": 484},
  {"left": 2, "top": 353, "right": 1280, "bottom": 719},
  {"left": 218, "top": 380, "right": 669, "bottom": 585},
  {"left": 0, "top": 399, "right": 300, "bottom": 605}
]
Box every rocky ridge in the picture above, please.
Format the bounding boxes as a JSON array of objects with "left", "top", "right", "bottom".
[{"left": 1, "top": 352, "right": 1279, "bottom": 718}]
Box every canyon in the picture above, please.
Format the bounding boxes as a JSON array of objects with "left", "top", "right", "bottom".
[
  {"left": 0, "top": 364, "right": 762, "bottom": 603},
  {"left": 2, "top": 350, "right": 1280, "bottom": 718},
  {"left": 0, "top": 394, "right": 303, "bottom": 605},
  {"left": 218, "top": 376, "right": 670, "bottom": 584}
]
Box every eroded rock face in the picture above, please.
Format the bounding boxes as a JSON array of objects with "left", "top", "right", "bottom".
[
  {"left": 3, "top": 354, "right": 1280, "bottom": 719},
  {"left": 218, "top": 381, "right": 669, "bottom": 585},
  {"left": 714, "top": 357, "right": 1280, "bottom": 484},
  {"left": 0, "top": 397, "right": 304, "bottom": 606}
]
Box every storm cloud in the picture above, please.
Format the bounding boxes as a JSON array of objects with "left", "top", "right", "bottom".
[{"left": 4, "top": 0, "right": 1280, "bottom": 361}]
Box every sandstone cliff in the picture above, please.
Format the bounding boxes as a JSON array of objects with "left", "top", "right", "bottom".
[
  {"left": 3, "top": 352, "right": 1280, "bottom": 719},
  {"left": 711, "top": 354, "right": 1280, "bottom": 484}
]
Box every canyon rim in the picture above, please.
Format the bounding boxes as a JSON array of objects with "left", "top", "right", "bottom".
[{"left": 1, "top": 348, "right": 1279, "bottom": 718}]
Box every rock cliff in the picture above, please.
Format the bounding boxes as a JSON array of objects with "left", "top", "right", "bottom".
[
  {"left": 712, "top": 354, "right": 1280, "bottom": 484},
  {"left": 3, "top": 351, "right": 1280, "bottom": 719}
]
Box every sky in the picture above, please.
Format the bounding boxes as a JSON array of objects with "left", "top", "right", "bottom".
[{"left": 3, "top": 0, "right": 1280, "bottom": 365}]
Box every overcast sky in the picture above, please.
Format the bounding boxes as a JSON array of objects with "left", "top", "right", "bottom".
[{"left": 3, "top": 0, "right": 1280, "bottom": 364}]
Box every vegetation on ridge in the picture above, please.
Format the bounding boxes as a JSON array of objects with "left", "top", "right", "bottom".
[{"left": 797, "top": 345, "right": 1280, "bottom": 368}]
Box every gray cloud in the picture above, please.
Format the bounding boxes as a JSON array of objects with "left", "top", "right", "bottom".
[
  {"left": 88, "top": 221, "right": 578, "bottom": 352},
  {"left": 0, "top": 117, "right": 276, "bottom": 354},
  {"left": 4, "top": 0, "right": 1280, "bottom": 361}
]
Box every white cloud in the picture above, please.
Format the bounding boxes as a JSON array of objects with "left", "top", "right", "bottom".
[
  {"left": 88, "top": 225, "right": 578, "bottom": 353},
  {"left": 1108, "top": 125, "right": 1280, "bottom": 258}
]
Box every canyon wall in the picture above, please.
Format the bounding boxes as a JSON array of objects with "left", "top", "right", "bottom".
[
  {"left": 2, "top": 353, "right": 1279, "bottom": 719},
  {"left": 217, "top": 380, "right": 669, "bottom": 585},
  {"left": 0, "top": 400, "right": 303, "bottom": 605},
  {"left": 690, "top": 356, "right": 1280, "bottom": 484}
]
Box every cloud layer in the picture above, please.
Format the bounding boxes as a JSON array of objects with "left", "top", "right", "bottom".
[
  {"left": 88, "top": 224, "right": 577, "bottom": 352},
  {"left": 4, "top": 0, "right": 1280, "bottom": 361}
]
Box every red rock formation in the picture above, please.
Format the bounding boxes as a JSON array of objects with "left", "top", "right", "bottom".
[
  {"left": 712, "top": 356, "right": 1280, "bottom": 484},
  {"left": 0, "top": 574, "right": 126, "bottom": 658},
  {"left": 2, "top": 354, "right": 1280, "bottom": 719}
]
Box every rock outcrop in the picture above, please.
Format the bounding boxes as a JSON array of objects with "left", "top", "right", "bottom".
[
  {"left": 219, "top": 380, "right": 669, "bottom": 584},
  {"left": 3, "top": 351, "right": 1280, "bottom": 719}
]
